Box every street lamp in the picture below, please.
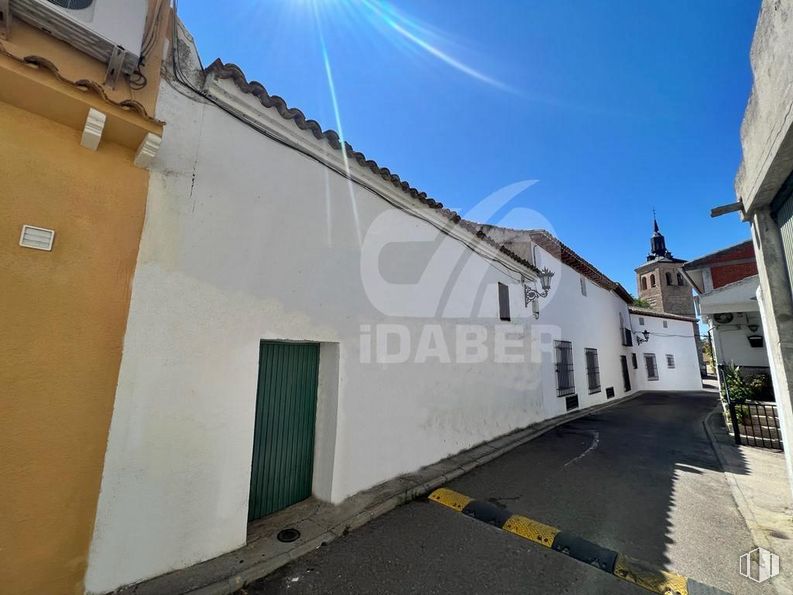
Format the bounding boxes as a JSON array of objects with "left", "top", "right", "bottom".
[
  {"left": 524, "top": 267, "right": 555, "bottom": 318},
  {"left": 636, "top": 329, "right": 650, "bottom": 344}
]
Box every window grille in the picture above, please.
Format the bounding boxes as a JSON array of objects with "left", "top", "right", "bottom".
[
  {"left": 498, "top": 282, "right": 510, "bottom": 321},
  {"left": 623, "top": 328, "right": 633, "bottom": 347},
  {"left": 585, "top": 348, "right": 600, "bottom": 393},
  {"left": 645, "top": 354, "right": 659, "bottom": 380},
  {"left": 666, "top": 354, "right": 675, "bottom": 369},
  {"left": 555, "top": 340, "right": 575, "bottom": 396}
]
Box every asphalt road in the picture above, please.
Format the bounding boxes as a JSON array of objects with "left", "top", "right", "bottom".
[{"left": 240, "top": 392, "right": 774, "bottom": 594}]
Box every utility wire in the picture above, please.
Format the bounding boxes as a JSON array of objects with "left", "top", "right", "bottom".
[{"left": 168, "top": 0, "right": 532, "bottom": 285}]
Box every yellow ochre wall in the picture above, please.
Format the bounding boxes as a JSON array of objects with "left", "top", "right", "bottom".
[{"left": 0, "top": 99, "right": 148, "bottom": 593}]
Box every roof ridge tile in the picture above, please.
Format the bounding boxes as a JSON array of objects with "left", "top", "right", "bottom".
[{"left": 204, "top": 59, "right": 541, "bottom": 274}]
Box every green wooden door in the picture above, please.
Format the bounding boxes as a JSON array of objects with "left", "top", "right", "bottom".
[{"left": 249, "top": 341, "right": 320, "bottom": 521}]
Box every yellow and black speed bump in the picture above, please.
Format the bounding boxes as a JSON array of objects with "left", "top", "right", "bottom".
[
  {"left": 551, "top": 532, "right": 617, "bottom": 573},
  {"left": 428, "top": 488, "right": 729, "bottom": 595},
  {"left": 460, "top": 500, "right": 513, "bottom": 527}
]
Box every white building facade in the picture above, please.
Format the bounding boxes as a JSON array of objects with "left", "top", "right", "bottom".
[
  {"left": 628, "top": 309, "right": 703, "bottom": 393},
  {"left": 725, "top": 0, "right": 793, "bottom": 494},
  {"left": 683, "top": 242, "right": 771, "bottom": 401},
  {"left": 84, "top": 24, "right": 703, "bottom": 593}
]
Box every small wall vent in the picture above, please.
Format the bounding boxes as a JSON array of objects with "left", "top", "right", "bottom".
[{"left": 19, "top": 224, "right": 55, "bottom": 251}]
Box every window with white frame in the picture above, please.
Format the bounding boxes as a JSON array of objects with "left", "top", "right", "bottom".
[
  {"left": 554, "top": 340, "right": 575, "bottom": 396},
  {"left": 645, "top": 354, "right": 658, "bottom": 381},
  {"left": 585, "top": 348, "right": 600, "bottom": 393}
]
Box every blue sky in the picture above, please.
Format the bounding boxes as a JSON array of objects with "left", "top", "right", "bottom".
[{"left": 179, "top": 0, "right": 760, "bottom": 294}]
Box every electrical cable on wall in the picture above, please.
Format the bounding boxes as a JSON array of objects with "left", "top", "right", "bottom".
[{"left": 168, "top": 0, "right": 534, "bottom": 286}]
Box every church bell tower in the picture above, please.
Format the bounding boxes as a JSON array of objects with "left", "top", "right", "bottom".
[{"left": 634, "top": 215, "right": 695, "bottom": 317}]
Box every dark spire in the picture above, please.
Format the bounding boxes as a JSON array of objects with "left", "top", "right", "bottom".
[{"left": 647, "top": 212, "right": 672, "bottom": 261}]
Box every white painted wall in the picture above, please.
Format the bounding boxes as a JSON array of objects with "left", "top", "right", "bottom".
[
  {"left": 630, "top": 314, "right": 703, "bottom": 392},
  {"left": 708, "top": 312, "right": 769, "bottom": 369},
  {"left": 85, "top": 68, "right": 700, "bottom": 593},
  {"left": 533, "top": 245, "right": 636, "bottom": 410}
]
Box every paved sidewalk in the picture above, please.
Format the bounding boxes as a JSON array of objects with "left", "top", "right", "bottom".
[
  {"left": 246, "top": 391, "right": 768, "bottom": 594},
  {"left": 122, "top": 392, "right": 642, "bottom": 595},
  {"left": 706, "top": 407, "right": 793, "bottom": 594}
]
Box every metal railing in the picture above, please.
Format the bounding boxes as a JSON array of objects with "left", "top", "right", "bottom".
[
  {"left": 727, "top": 401, "right": 783, "bottom": 450},
  {"left": 718, "top": 363, "right": 781, "bottom": 450}
]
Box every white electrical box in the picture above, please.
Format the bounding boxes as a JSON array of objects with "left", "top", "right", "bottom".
[{"left": 12, "top": 0, "right": 148, "bottom": 74}]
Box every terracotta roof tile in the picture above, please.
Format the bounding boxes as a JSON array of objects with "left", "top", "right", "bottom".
[
  {"left": 628, "top": 306, "right": 697, "bottom": 323},
  {"left": 203, "top": 59, "right": 540, "bottom": 274},
  {"left": 0, "top": 42, "right": 163, "bottom": 125},
  {"left": 466, "top": 224, "right": 634, "bottom": 304}
]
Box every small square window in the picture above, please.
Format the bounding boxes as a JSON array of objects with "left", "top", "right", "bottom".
[
  {"left": 663, "top": 320, "right": 668, "bottom": 328},
  {"left": 639, "top": 317, "right": 645, "bottom": 326},
  {"left": 666, "top": 354, "right": 675, "bottom": 369}
]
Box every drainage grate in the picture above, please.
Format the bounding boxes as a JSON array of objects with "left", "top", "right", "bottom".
[
  {"left": 565, "top": 394, "right": 579, "bottom": 411},
  {"left": 277, "top": 528, "right": 301, "bottom": 543}
]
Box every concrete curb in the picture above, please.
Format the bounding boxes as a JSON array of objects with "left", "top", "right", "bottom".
[
  {"left": 703, "top": 406, "right": 787, "bottom": 595},
  {"left": 703, "top": 406, "right": 773, "bottom": 550},
  {"left": 127, "top": 390, "right": 661, "bottom": 595}
]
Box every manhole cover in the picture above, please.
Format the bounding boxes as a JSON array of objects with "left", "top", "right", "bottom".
[{"left": 277, "top": 528, "right": 301, "bottom": 543}]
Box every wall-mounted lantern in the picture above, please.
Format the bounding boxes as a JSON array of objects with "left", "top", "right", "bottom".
[
  {"left": 636, "top": 329, "right": 650, "bottom": 344},
  {"left": 524, "top": 267, "right": 555, "bottom": 319}
]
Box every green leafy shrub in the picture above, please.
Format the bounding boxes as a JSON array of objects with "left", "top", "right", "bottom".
[
  {"left": 721, "top": 365, "right": 774, "bottom": 403},
  {"left": 721, "top": 364, "right": 753, "bottom": 403}
]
